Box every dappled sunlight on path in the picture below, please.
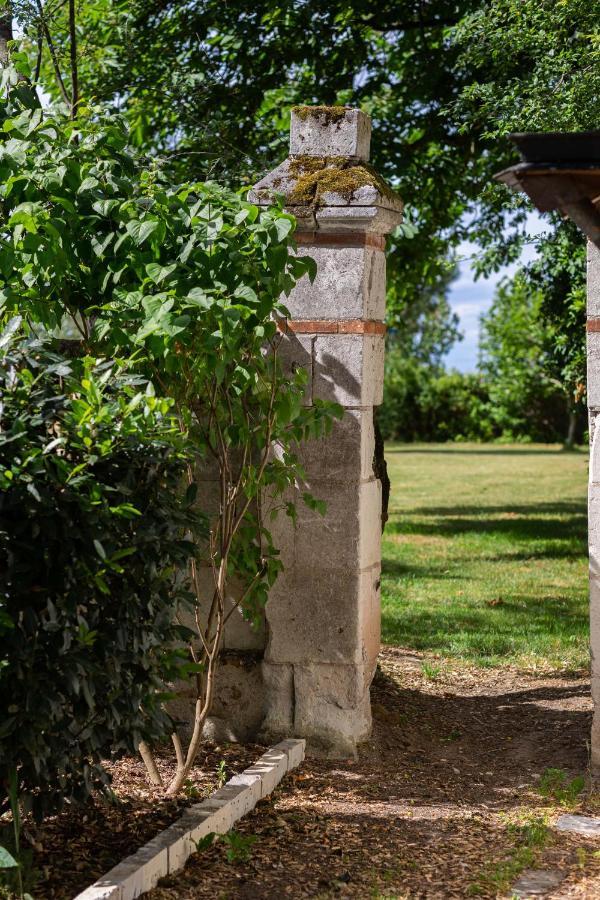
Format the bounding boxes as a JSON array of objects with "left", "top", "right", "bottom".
[{"left": 148, "top": 649, "right": 598, "bottom": 899}]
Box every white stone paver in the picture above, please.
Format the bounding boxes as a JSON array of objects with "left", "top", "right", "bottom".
[
  {"left": 512, "top": 868, "right": 564, "bottom": 897},
  {"left": 555, "top": 813, "right": 600, "bottom": 835}
]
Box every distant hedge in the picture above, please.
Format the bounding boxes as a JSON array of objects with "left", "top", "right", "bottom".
[{"left": 379, "top": 353, "right": 582, "bottom": 444}]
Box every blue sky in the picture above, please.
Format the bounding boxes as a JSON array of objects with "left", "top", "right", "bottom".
[{"left": 445, "top": 213, "right": 548, "bottom": 372}]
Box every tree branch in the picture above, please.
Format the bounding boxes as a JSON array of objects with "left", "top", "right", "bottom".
[
  {"left": 0, "top": 3, "right": 12, "bottom": 68},
  {"left": 35, "top": 0, "right": 71, "bottom": 107},
  {"left": 68, "top": 0, "right": 78, "bottom": 117},
  {"left": 33, "top": 26, "right": 43, "bottom": 83}
]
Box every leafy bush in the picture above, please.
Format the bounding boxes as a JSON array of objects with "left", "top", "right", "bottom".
[
  {"left": 0, "top": 321, "right": 203, "bottom": 819},
  {"left": 379, "top": 354, "right": 491, "bottom": 443},
  {"left": 479, "top": 276, "right": 580, "bottom": 444},
  {"left": 380, "top": 342, "right": 577, "bottom": 445}
]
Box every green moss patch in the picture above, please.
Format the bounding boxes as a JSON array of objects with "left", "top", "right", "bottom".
[
  {"left": 283, "top": 155, "right": 396, "bottom": 206},
  {"left": 292, "top": 105, "right": 349, "bottom": 125}
]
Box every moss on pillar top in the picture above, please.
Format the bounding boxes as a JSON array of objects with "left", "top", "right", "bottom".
[
  {"left": 279, "top": 155, "right": 397, "bottom": 206},
  {"left": 291, "top": 105, "right": 349, "bottom": 126}
]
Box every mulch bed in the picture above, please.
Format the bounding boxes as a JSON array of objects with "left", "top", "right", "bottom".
[
  {"left": 30, "top": 742, "right": 261, "bottom": 899},
  {"left": 22, "top": 647, "right": 600, "bottom": 899}
]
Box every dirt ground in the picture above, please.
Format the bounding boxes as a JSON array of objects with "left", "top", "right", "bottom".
[
  {"left": 31, "top": 648, "right": 600, "bottom": 899},
  {"left": 148, "top": 649, "right": 600, "bottom": 900}
]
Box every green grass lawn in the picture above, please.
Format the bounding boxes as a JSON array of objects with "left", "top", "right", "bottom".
[{"left": 381, "top": 443, "right": 589, "bottom": 670}]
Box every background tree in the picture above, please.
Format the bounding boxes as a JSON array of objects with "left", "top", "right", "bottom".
[
  {"left": 15, "top": 0, "right": 596, "bottom": 409},
  {"left": 478, "top": 276, "right": 578, "bottom": 444}
]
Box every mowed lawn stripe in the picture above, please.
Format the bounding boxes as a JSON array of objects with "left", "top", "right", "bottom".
[{"left": 381, "top": 443, "right": 589, "bottom": 670}]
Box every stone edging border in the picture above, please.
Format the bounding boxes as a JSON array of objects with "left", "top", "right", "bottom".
[{"left": 73, "top": 739, "right": 306, "bottom": 900}]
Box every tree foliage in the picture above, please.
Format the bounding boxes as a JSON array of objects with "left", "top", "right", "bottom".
[
  {"left": 18, "top": 0, "right": 595, "bottom": 391},
  {"left": 379, "top": 354, "right": 490, "bottom": 443},
  {"left": 478, "top": 276, "right": 579, "bottom": 442}
]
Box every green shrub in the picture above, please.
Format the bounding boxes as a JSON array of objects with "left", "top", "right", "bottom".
[
  {"left": 0, "top": 321, "right": 203, "bottom": 820},
  {"left": 379, "top": 353, "right": 492, "bottom": 443}
]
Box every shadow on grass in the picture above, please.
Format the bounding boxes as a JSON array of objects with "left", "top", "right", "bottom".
[
  {"left": 381, "top": 590, "right": 588, "bottom": 658},
  {"left": 385, "top": 446, "right": 585, "bottom": 456},
  {"left": 383, "top": 549, "right": 585, "bottom": 575},
  {"left": 385, "top": 501, "right": 586, "bottom": 545},
  {"left": 401, "top": 502, "right": 584, "bottom": 517}
]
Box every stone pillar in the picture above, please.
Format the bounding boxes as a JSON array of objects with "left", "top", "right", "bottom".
[
  {"left": 249, "top": 106, "right": 403, "bottom": 756},
  {"left": 587, "top": 240, "right": 600, "bottom": 767}
]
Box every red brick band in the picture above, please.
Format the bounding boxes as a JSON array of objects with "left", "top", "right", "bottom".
[
  {"left": 277, "top": 319, "right": 386, "bottom": 336},
  {"left": 295, "top": 232, "right": 386, "bottom": 251},
  {"left": 587, "top": 319, "right": 600, "bottom": 332}
]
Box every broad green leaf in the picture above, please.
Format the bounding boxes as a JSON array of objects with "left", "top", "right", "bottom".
[
  {"left": 78, "top": 176, "right": 100, "bottom": 194},
  {"left": 92, "top": 199, "right": 119, "bottom": 217},
  {"left": 273, "top": 216, "right": 293, "bottom": 242},
  {"left": 146, "top": 262, "right": 176, "bottom": 284},
  {"left": 0, "top": 847, "right": 18, "bottom": 868},
  {"left": 126, "top": 219, "right": 159, "bottom": 245}
]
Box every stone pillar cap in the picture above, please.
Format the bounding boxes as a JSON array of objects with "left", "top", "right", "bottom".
[
  {"left": 290, "top": 106, "right": 371, "bottom": 162},
  {"left": 249, "top": 104, "right": 402, "bottom": 225}
]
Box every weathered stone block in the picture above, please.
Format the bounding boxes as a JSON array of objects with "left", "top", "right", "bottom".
[
  {"left": 202, "top": 655, "right": 265, "bottom": 742},
  {"left": 270, "top": 478, "right": 381, "bottom": 574},
  {"left": 272, "top": 408, "right": 375, "bottom": 484},
  {"left": 169, "top": 654, "right": 264, "bottom": 743},
  {"left": 259, "top": 661, "right": 294, "bottom": 738},
  {"left": 94, "top": 858, "right": 143, "bottom": 900},
  {"left": 555, "top": 815, "right": 600, "bottom": 836},
  {"left": 273, "top": 738, "right": 306, "bottom": 771},
  {"left": 588, "top": 484, "right": 600, "bottom": 577},
  {"left": 361, "top": 563, "right": 382, "bottom": 673},
  {"left": 73, "top": 886, "right": 122, "bottom": 900},
  {"left": 228, "top": 771, "right": 262, "bottom": 805},
  {"left": 265, "top": 560, "right": 381, "bottom": 665},
  {"left": 287, "top": 246, "right": 386, "bottom": 320},
  {"left": 244, "top": 746, "right": 288, "bottom": 797},
  {"left": 315, "top": 204, "right": 402, "bottom": 231},
  {"left": 313, "top": 333, "right": 384, "bottom": 406},
  {"left": 591, "top": 413, "right": 600, "bottom": 484},
  {"left": 592, "top": 675, "right": 600, "bottom": 768},
  {"left": 275, "top": 330, "right": 313, "bottom": 406},
  {"left": 199, "top": 781, "right": 260, "bottom": 820},
  {"left": 290, "top": 106, "right": 371, "bottom": 161},
  {"left": 176, "top": 575, "right": 265, "bottom": 655},
  {"left": 293, "top": 662, "right": 372, "bottom": 755},
  {"left": 159, "top": 819, "right": 198, "bottom": 874},
  {"left": 588, "top": 240, "right": 600, "bottom": 317},
  {"left": 590, "top": 578, "right": 600, "bottom": 668},
  {"left": 124, "top": 837, "right": 168, "bottom": 895},
  {"left": 587, "top": 332, "right": 600, "bottom": 408},
  {"left": 512, "top": 869, "right": 564, "bottom": 896}
]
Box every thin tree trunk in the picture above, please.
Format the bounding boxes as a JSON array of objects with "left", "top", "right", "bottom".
[
  {"left": 35, "top": 0, "right": 71, "bottom": 107},
  {"left": 68, "top": 0, "right": 78, "bottom": 117},
  {"left": 139, "top": 740, "right": 163, "bottom": 787},
  {"left": 0, "top": 4, "right": 13, "bottom": 68},
  {"left": 565, "top": 405, "right": 577, "bottom": 450}
]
